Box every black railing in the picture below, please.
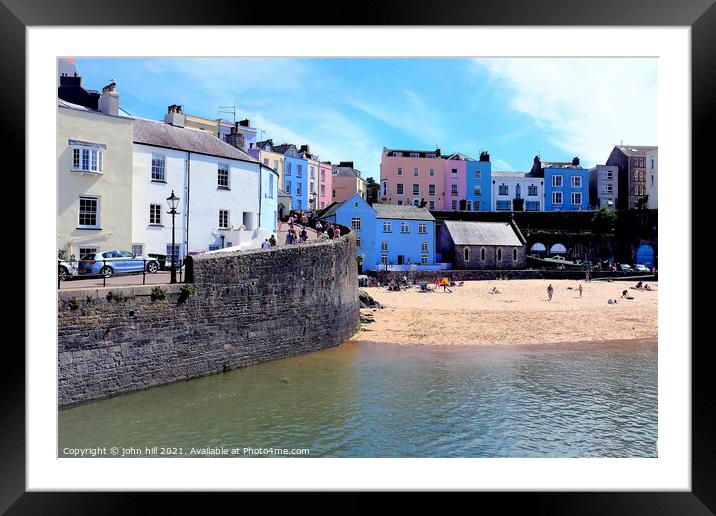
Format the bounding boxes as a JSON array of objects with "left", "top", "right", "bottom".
[{"left": 58, "top": 258, "right": 184, "bottom": 289}]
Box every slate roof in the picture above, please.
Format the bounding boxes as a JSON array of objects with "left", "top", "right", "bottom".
[
  {"left": 333, "top": 166, "right": 364, "bottom": 178},
  {"left": 133, "top": 118, "right": 256, "bottom": 162},
  {"left": 615, "top": 145, "right": 658, "bottom": 157},
  {"left": 442, "top": 220, "right": 523, "bottom": 246},
  {"left": 541, "top": 161, "right": 583, "bottom": 169},
  {"left": 316, "top": 201, "right": 343, "bottom": 219},
  {"left": 373, "top": 204, "right": 435, "bottom": 221},
  {"left": 493, "top": 170, "right": 531, "bottom": 177}
]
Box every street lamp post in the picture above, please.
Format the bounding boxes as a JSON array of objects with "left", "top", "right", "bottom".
[{"left": 166, "top": 190, "right": 180, "bottom": 284}]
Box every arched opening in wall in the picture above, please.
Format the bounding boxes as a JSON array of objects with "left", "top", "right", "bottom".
[
  {"left": 635, "top": 244, "right": 655, "bottom": 268},
  {"left": 550, "top": 243, "right": 567, "bottom": 256},
  {"left": 496, "top": 248, "right": 503, "bottom": 262},
  {"left": 464, "top": 247, "right": 470, "bottom": 262},
  {"left": 531, "top": 242, "right": 546, "bottom": 255},
  {"left": 480, "top": 247, "right": 486, "bottom": 261},
  {"left": 278, "top": 203, "right": 286, "bottom": 220},
  {"left": 512, "top": 248, "right": 518, "bottom": 262}
]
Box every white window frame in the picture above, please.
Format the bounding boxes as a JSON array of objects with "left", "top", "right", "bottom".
[
  {"left": 528, "top": 184, "right": 538, "bottom": 197},
  {"left": 421, "top": 255, "right": 428, "bottom": 265},
  {"left": 474, "top": 170, "right": 481, "bottom": 179},
  {"left": 218, "top": 209, "right": 230, "bottom": 229},
  {"left": 571, "top": 192, "right": 582, "bottom": 205},
  {"left": 383, "top": 221, "right": 392, "bottom": 233},
  {"left": 429, "top": 184, "right": 436, "bottom": 196},
  {"left": 552, "top": 191, "right": 563, "bottom": 205},
  {"left": 498, "top": 184, "right": 508, "bottom": 195},
  {"left": 397, "top": 167, "right": 403, "bottom": 176},
  {"left": 571, "top": 176, "right": 582, "bottom": 188},
  {"left": 401, "top": 222, "right": 410, "bottom": 233},
  {"left": 464, "top": 247, "right": 469, "bottom": 262},
  {"left": 412, "top": 184, "right": 420, "bottom": 196},
  {"left": 351, "top": 217, "right": 361, "bottom": 231},
  {"left": 151, "top": 154, "right": 166, "bottom": 182},
  {"left": 451, "top": 184, "right": 458, "bottom": 196},
  {"left": 552, "top": 175, "right": 563, "bottom": 187},
  {"left": 451, "top": 200, "right": 458, "bottom": 210},
  {"left": 413, "top": 168, "right": 419, "bottom": 176},
  {"left": 381, "top": 241, "right": 389, "bottom": 252},
  {"left": 131, "top": 244, "right": 144, "bottom": 256},
  {"left": 397, "top": 183, "right": 404, "bottom": 195},
  {"left": 429, "top": 168, "right": 435, "bottom": 176},
  {"left": 149, "top": 203, "right": 162, "bottom": 225},
  {"left": 70, "top": 143, "right": 105, "bottom": 174},
  {"left": 77, "top": 196, "right": 100, "bottom": 229},
  {"left": 418, "top": 223, "right": 427, "bottom": 234},
  {"left": 218, "top": 163, "right": 230, "bottom": 189},
  {"left": 474, "top": 186, "right": 481, "bottom": 196},
  {"left": 422, "top": 241, "right": 429, "bottom": 253},
  {"left": 429, "top": 201, "right": 435, "bottom": 210}
]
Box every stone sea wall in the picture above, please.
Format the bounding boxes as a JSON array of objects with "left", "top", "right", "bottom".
[{"left": 58, "top": 237, "right": 360, "bottom": 408}]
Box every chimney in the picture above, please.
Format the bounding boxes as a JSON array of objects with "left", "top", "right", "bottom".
[
  {"left": 164, "top": 104, "right": 185, "bottom": 128},
  {"left": 300, "top": 144, "right": 311, "bottom": 154},
  {"left": 239, "top": 118, "right": 250, "bottom": 127},
  {"left": 339, "top": 161, "right": 354, "bottom": 168},
  {"left": 97, "top": 82, "right": 119, "bottom": 116},
  {"left": 226, "top": 131, "right": 246, "bottom": 151},
  {"left": 572, "top": 156, "right": 580, "bottom": 166},
  {"left": 479, "top": 151, "right": 490, "bottom": 162}
]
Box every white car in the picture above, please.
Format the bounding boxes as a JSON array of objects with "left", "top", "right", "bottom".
[
  {"left": 632, "top": 264, "right": 650, "bottom": 273},
  {"left": 58, "top": 260, "right": 78, "bottom": 281}
]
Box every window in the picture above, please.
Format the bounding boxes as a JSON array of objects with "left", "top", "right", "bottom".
[
  {"left": 418, "top": 223, "right": 427, "bottom": 234},
  {"left": 397, "top": 200, "right": 403, "bottom": 205},
  {"left": 273, "top": 160, "right": 279, "bottom": 171},
  {"left": 351, "top": 217, "right": 361, "bottom": 231},
  {"left": 552, "top": 192, "right": 563, "bottom": 205},
  {"left": 528, "top": 185, "right": 538, "bottom": 196},
  {"left": 78, "top": 196, "right": 99, "bottom": 228},
  {"left": 498, "top": 184, "right": 508, "bottom": 195},
  {"left": 650, "top": 158, "right": 654, "bottom": 169},
  {"left": 310, "top": 166, "right": 315, "bottom": 178},
  {"left": 79, "top": 247, "right": 99, "bottom": 257},
  {"left": 297, "top": 165, "right": 302, "bottom": 177},
  {"left": 496, "top": 248, "right": 503, "bottom": 262},
  {"left": 285, "top": 181, "right": 291, "bottom": 194},
  {"left": 263, "top": 158, "right": 269, "bottom": 166},
  {"left": 604, "top": 171, "right": 613, "bottom": 181},
  {"left": 413, "top": 199, "right": 420, "bottom": 206},
  {"left": 571, "top": 176, "right": 582, "bottom": 188},
  {"left": 383, "top": 222, "right": 392, "bottom": 233},
  {"left": 285, "top": 162, "right": 292, "bottom": 176},
  {"left": 218, "top": 209, "right": 229, "bottom": 229},
  {"left": 397, "top": 167, "right": 403, "bottom": 176},
  {"left": 218, "top": 163, "right": 229, "bottom": 188},
  {"left": 451, "top": 168, "right": 458, "bottom": 177},
  {"left": 397, "top": 184, "right": 404, "bottom": 195},
  {"left": 149, "top": 204, "right": 162, "bottom": 225},
  {"left": 421, "top": 255, "right": 428, "bottom": 265},
  {"left": 640, "top": 158, "right": 645, "bottom": 167},
  {"left": 552, "top": 175, "right": 563, "bottom": 187},
  {"left": 321, "top": 169, "right": 325, "bottom": 180},
  {"left": 480, "top": 247, "right": 486, "bottom": 261},
  {"left": 474, "top": 202, "right": 481, "bottom": 212},
  {"left": 604, "top": 184, "right": 613, "bottom": 193},
  {"left": 427, "top": 153, "right": 436, "bottom": 159},
  {"left": 429, "top": 184, "right": 436, "bottom": 196},
  {"left": 422, "top": 241, "right": 429, "bottom": 253},
  {"left": 451, "top": 200, "right": 458, "bottom": 210},
  {"left": 429, "top": 201, "right": 435, "bottom": 210},
  {"left": 166, "top": 244, "right": 181, "bottom": 264},
  {"left": 451, "top": 184, "right": 458, "bottom": 196},
  {"left": 401, "top": 222, "right": 409, "bottom": 233},
  {"left": 71, "top": 145, "right": 104, "bottom": 173},
  {"left": 208, "top": 245, "right": 220, "bottom": 251},
  {"left": 381, "top": 254, "right": 388, "bottom": 265},
  {"left": 413, "top": 168, "right": 419, "bottom": 176},
  {"left": 464, "top": 247, "right": 469, "bottom": 262},
  {"left": 496, "top": 200, "right": 511, "bottom": 211},
  {"left": 381, "top": 241, "right": 389, "bottom": 252},
  {"left": 525, "top": 201, "right": 540, "bottom": 211},
  {"left": 474, "top": 186, "right": 481, "bottom": 196},
  {"left": 297, "top": 184, "right": 302, "bottom": 196},
  {"left": 651, "top": 175, "right": 655, "bottom": 187},
  {"left": 356, "top": 237, "right": 361, "bottom": 248},
  {"left": 320, "top": 184, "right": 325, "bottom": 196},
  {"left": 429, "top": 168, "right": 435, "bottom": 176},
  {"left": 382, "top": 181, "right": 388, "bottom": 195},
  {"left": 310, "top": 182, "right": 315, "bottom": 194},
  {"left": 269, "top": 175, "right": 275, "bottom": 198},
  {"left": 512, "top": 248, "right": 518, "bottom": 261},
  {"left": 151, "top": 155, "right": 166, "bottom": 181},
  {"left": 571, "top": 192, "right": 582, "bottom": 205},
  {"left": 412, "top": 184, "right": 420, "bottom": 196},
  {"left": 132, "top": 244, "right": 144, "bottom": 256},
  {"left": 466, "top": 201, "right": 472, "bottom": 211},
  {"left": 474, "top": 170, "right": 481, "bottom": 179},
  {"left": 410, "top": 152, "right": 419, "bottom": 158}
]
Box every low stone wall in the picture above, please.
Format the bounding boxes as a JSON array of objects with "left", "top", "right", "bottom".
[
  {"left": 58, "top": 236, "right": 360, "bottom": 408},
  {"left": 374, "top": 269, "right": 657, "bottom": 283}
]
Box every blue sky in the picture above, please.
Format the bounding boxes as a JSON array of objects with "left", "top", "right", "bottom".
[{"left": 71, "top": 57, "right": 657, "bottom": 181}]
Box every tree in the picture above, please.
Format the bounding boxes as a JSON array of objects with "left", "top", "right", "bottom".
[{"left": 591, "top": 206, "right": 617, "bottom": 235}]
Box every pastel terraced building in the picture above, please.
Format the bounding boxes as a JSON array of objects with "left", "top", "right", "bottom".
[
  {"left": 249, "top": 139, "right": 285, "bottom": 192},
  {"left": 332, "top": 161, "right": 366, "bottom": 203},
  {"left": 278, "top": 144, "right": 308, "bottom": 211},
  {"left": 491, "top": 171, "right": 544, "bottom": 211},
  {"left": 318, "top": 161, "right": 333, "bottom": 210},
  {"left": 531, "top": 156, "right": 591, "bottom": 211},
  {"left": 465, "top": 152, "right": 493, "bottom": 211}
]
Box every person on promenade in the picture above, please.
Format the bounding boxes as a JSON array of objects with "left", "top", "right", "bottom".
[
  {"left": 578, "top": 284, "right": 583, "bottom": 298},
  {"left": 301, "top": 213, "right": 308, "bottom": 226},
  {"left": 261, "top": 239, "right": 271, "bottom": 249},
  {"left": 325, "top": 222, "right": 333, "bottom": 239},
  {"left": 315, "top": 220, "right": 323, "bottom": 238},
  {"left": 269, "top": 234, "right": 277, "bottom": 247},
  {"left": 285, "top": 231, "right": 293, "bottom": 245},
  {"left": 547, "top": 284, "right": 554, "bottom": 301},
  {"left": 441, "top": 277, "right": 452, "bottom": 293},
  {"left": 333, "top": 226, "right": 341, "bottom": 238},
  {"left": 300, "top": 226, "right": 308, "bottom": 243}
]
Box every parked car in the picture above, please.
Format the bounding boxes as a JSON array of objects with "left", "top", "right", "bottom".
[
  {"left": 78, "top": 250, "right": 160, "bottom": 278},
  {"left": 58, "top": 260, "right": 78, "bottom": 281},
  {"left": 580, "top": 261, "right": 593, "bottom": 271},
  {"left": 632, "top": 264, "right": 650, "bottom": 273},
  {"left": 148, "top": 253, "right": 183, "bottom": 271},
  {"left": 618, "top": 263, "right": 633, "bottom": 273}
]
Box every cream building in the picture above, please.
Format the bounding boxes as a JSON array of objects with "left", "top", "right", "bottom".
[
  {"left": 57, "top": 90, "right": 134, "bottom": 259},
  {"left": 332, "top": 162, "right": 366, "bottom": 202}
]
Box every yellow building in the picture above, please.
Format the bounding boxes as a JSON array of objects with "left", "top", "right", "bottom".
[
  {"left": 57, "top": 96, "right": 135, "bottom": 259},
  {"left": 254, "top": 140, "right": 285, "bottom": 192}
]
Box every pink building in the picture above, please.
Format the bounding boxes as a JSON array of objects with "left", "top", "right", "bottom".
[
  {"left": 379, "top": 147, "right": 446, "bottom": 210},
  {"left": 442, "top": 153, "right": 470, "bottom": 210},
  {"left": 318, "top": 161, "right": 333, "bottom": 210}
]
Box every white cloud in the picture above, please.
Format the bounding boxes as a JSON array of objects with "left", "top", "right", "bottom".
[
  {"left": 348, "top": 90, "right": 444, "bottom": 147},
  {"left": 492, "top": 159, "right": 514, "bottom": 171},
  {"left": 470, "top": 58, "right": 657, "bottom": 166}
]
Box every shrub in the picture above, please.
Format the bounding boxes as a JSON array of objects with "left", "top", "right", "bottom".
[
  {"left": 178, "top": 283, "right": 194, "bottom": 303},
  {"left": 106, "top": 290, "right": 126, "bottom": 302},
  {"left": 151, "top": 286, "right": 167, "bottom": 300}
]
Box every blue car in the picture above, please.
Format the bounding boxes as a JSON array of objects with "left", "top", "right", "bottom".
[{"left": 78, "top": 250, "right": 160, "bottom": 278}]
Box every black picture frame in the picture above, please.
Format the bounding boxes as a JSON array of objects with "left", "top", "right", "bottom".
[{"left": 2, "top": 0, "right": 711, "bottom": 512}]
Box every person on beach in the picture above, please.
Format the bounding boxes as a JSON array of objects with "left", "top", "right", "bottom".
[
  {"left": 435, "top": 276, "right": 441, "bottom": 289},
  {"left": 441, "top": 277, "right": 452, "bottom": 293},
  {"left": 490, "top": 286, "right": 501, "bottom": 294},
  {"left": 621, "top": 289, "right": 628, "bottom": 298},
  {"left": 547, "top": 284, "right": 554, "bottom": 301},
  {"left": 578, "top": 284, "right": 583, "bottom": 298},
  {"left": 585, "top": 269, "right": 591, "bottom": 282}
]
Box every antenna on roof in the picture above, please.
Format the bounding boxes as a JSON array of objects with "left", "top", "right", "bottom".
[{"left": 219, "top": 105, "right": 236, "bottom": 124}]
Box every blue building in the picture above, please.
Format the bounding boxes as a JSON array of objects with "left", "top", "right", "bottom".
[
  {"left": 531, "top": 156, "right": 591, "bottom": 211},
  {"left": 276, "top": 144, "right": 308, "bottom": 211},
  {"left": 465, "top": 151, "right": 492, "bottom": 212},
  {"left": 321, "top": 195, "right": 439, "bottom": 271}
]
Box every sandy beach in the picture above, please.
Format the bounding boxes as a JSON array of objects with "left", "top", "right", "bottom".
[{"left": 352, "top": 279, "right": 658, "bottom": 346}]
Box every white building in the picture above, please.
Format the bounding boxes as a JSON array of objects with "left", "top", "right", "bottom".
[
  {"left": 491, "top": 172, "right": 544, "bottom": 212},
  {"left": 131, "top": 109, "right": 278, "bottom": 259},
  {"left": 645, "top": 148, "right": 658, "bottom": 209}
]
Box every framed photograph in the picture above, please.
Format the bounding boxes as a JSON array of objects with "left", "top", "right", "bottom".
[{"left": 4, "top": 0, "right": 712, "bottom": 511}]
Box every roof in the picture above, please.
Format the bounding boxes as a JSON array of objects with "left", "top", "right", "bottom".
[
  {"left": 615, "top": 145, "right": 658, "bottom": 157},
  {"left": 541, "top": 161, "right": 582, "bottom": 169},
  {"left": 133, "top": 118, "right": 256, "bottom": 162},
  {"left": 333, "top": 166, "right": 364, "bottom": 178},
  {"left": 442, "top": 220, "right": 523, "bottom": 246},
  {"left": 384, "top": 148, "right": 441, "bottom": 158},
  {"left": 493, "top": 170, "right": 531, "bottom": 177},
  {"left": 317, "top": 201, "right": 343, "bottom": 219},
  {"left": 373, "top": 204, "right": 435, "bottom": 221},
  {"left": 58, "top": 98, "right": 134, "bottom": 120},
  {"left": 444, "top": 152, "right": 475, "bottom": 161}
]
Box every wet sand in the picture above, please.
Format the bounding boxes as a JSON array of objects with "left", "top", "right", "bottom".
[{"left": 352, "top": 279, "right": 658, "bottom": 346}]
